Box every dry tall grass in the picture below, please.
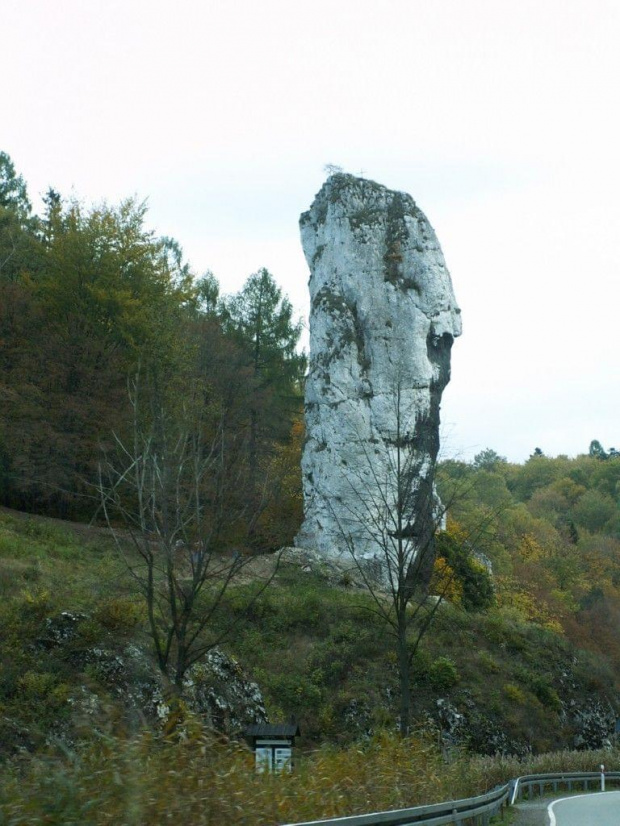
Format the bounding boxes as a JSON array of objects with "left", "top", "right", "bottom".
[{"left": 1, "top": 724, "right": 618, "bottom": 825}]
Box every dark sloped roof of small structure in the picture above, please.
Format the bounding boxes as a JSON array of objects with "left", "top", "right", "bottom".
[{"left": 245, "top": 723, "right": 300, "bottom": 738}]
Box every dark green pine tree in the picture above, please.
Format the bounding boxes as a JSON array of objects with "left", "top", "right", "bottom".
[
  {"left": 0, "top": 151, "right": 32, "bottom": 219},
  {"left": 0, "top": 152, "right": 41, "bottom": 284},
  {"left": 221, "top": 267, "right": 306, "bottom": 474},
  {"left": 589, "top": 439, "right": 608, "bottom": 460}
]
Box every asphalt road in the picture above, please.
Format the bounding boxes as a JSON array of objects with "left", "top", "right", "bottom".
[
  {"left": 547, "top": 790, "right": 620, "bottom": 825},
  {"left": 510, "top": 791, "right": 620, "bottom": 826}
]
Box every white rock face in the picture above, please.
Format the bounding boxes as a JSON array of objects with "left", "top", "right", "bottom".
[{"left": 295, "top": 174, "right": 461, "bottom": 560}]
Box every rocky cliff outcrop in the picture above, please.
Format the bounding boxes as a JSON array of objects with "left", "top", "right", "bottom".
[
  {"left": 296, "top": 174, "right": 461, "bottom": 561},
  {"left": 0, "top": 612, "right": 268, "bottom": 757}
]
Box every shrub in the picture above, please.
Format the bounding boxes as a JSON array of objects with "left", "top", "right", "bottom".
[
  {"left": 503, "top": 683, "right": 527, "bottom": 704},
  {"left": 435, "top": 530, "right": 495, "bottom": 612},
  {"left": 18, "top": 671, "right": 57, "bottom": 698},
  {"left": 93, "top": 597, "right": 143, "bottom": 635},
  {"left": 514, "top": 668, "right": 562, "bottom": 711},
  {"left": 428, "top": 657, "right": 459, "bottom": 691},
  {"left": 411, "top": 648, "right": 432, "bottom": 684},
  {"left": 528, "top": 677, "right": 561, "bottom": 711},
  {"left": 478, "top": 651, "right": 500, "bottom": 673},
  {"left": 260, "top": 671, "right": 323, "bottom": 712},
  {"left": 21, "top": 587, "right": 53, "bottom": 618}
]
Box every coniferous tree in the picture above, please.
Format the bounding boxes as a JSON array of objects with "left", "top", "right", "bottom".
[
  {"left": 0, "top": 152, "right": 31, "bottom": 219},
  {"left": 1, "top": 189, "right": 194, "bottom": 517},
  {"left": 0, "top": 158, "right": 305, "bottom": 534},
  {"left": 221, "top": 268, "right": 306, "bottom": 483}
]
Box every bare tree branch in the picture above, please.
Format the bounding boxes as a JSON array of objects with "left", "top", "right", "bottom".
[
  {"left": 98, "top": 364, "right": 280, "bottom": 691},
  {"left": 322, "top": 370, "right": 494, "bottom": 735}
]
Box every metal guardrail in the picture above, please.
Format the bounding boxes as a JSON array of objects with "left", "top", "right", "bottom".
[
  {"left": 281, "top": 783, "right": 510, "bottom": 826},
  {"left": 510, "top": 771, "right": 620, "bottom": 804},
  {"left": 282, "top": 770, "right": 620, "bottom": 826}
]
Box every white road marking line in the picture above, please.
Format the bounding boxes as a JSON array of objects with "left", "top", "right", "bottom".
[{"left": 548, "top": 791, "right": 610, "bottom": 825}]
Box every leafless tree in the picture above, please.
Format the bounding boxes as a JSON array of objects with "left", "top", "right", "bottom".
[
  {"left": 327, "top": 381, "right": 493, "bottom": 735},
  {"left": 98, "top": 368, "right": 277, "bottom": 692}
]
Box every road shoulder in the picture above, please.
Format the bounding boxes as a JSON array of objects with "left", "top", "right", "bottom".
[{"left": 508, "top": 799, "right": 550, "bottom": 825}]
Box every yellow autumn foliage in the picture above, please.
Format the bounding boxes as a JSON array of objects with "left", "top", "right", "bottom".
[{"left": 430, "top": 557, "right": 463, "bottom": 604}]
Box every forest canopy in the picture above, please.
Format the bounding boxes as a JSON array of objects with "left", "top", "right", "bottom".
[{"left": 0, "top": 153, "right": 305, "bottom": 549}]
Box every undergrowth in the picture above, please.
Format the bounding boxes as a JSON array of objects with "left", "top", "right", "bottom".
[{"left": 1, "top": 726, "right": 618, "bottom": 826}]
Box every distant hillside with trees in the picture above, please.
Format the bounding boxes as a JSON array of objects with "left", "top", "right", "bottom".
[{"left": 438, "top": 442, "right": 620, "bottom": 671}]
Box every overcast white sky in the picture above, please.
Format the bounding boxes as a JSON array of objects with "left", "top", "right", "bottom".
[{"left": 3, "top": 0, "right": 619, "bottom": 463}]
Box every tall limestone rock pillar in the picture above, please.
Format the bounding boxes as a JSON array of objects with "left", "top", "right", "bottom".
[{"left": 295, "top": 173, "right": 462, "bottom": 562}]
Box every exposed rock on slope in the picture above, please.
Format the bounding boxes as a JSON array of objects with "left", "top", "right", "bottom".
[
  {"left": 0, "top": 613, "right": 268, "bottom": 757},
  {"left": 296, "top": 174, "right": 461, "bottom": 560}
]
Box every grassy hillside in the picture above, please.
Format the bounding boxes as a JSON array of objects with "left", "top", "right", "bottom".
[
  {"left": 0, "top": 486, "right": 617, "bottom": 760},
  {"left": 2, "top": 445, "right": 620, "bottom": 824},
  {"left": 1, "top": 503, "right": 620, "bottom": 824}
]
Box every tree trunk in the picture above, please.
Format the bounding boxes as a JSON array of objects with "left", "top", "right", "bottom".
[{"left": 397, "top": 627, "right": 411, "bottom": 736}]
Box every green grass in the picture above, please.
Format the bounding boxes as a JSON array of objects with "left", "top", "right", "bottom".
[
  {"left": 0, "top": 507, "right": 617, "bottom": 761},
  {"left": 0, "top": 511, "right": 128, "bottom": 608},
  {"left": 1, "top": 507, "right": 620, "bottom": 823}
]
